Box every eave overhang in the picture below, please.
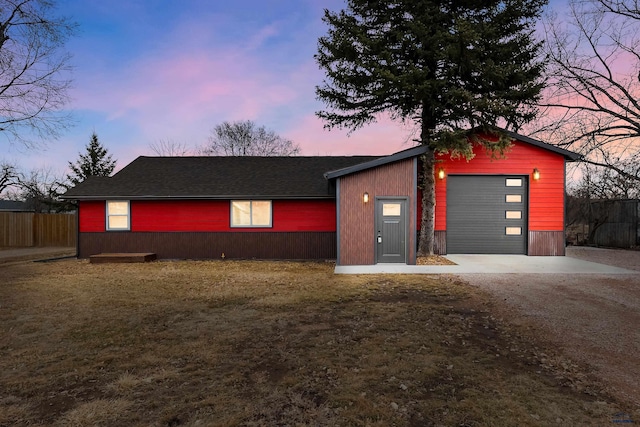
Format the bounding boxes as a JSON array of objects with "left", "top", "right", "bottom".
[{"left": 324, "top": 145, "right": 429, "bottom": 180}]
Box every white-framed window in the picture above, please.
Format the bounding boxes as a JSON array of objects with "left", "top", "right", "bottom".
[
  {"left": 106, "top": 201, "right": 130, "bottom": 231},
  {"left": 231, "top": 200, "right": 272, "bottom": 227}
]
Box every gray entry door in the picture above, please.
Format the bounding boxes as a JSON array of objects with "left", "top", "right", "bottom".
[
  {"left": 376, "top": 199, "right": 407, "bottom": 263},
  {"left": 447, "top": 175, "right": 527, "bottom": 254}
]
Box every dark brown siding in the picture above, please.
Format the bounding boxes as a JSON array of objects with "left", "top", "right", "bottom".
[
  {"left": 338, "top": 159, "right": 416, "bottom": 265},
  {"left": 434, "top": 231, "right": 446, "bottom": 255},
  {"left": 78, "top": 232, "right": 336, "bottom": 260},
  {"left": 528, "top": 231, "right": 565, "bottom": 256}
]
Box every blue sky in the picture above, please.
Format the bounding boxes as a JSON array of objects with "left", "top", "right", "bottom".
[{"left": 5, "top": 0, "right": 418, "bottom": 176}]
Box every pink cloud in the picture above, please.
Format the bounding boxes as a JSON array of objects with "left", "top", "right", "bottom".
[
  {"left": 64, "top": 8, "right": 420, "bottom": 162},
  {"left": 73, "top": 35, "right": 306, "bottom": 145},
  {"left": 285, "top": 114, "right": 418, "bottom": 156}
]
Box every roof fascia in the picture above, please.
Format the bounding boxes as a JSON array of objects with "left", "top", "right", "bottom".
[
  {"left": 61, "top": 195, "right": 337, "bottom": 201},
  {"left": 324, "top": 145, "right": 429, "bottom": 180},
  {"left": 503, "top": 130, "right": 582, "bottom": 161}
]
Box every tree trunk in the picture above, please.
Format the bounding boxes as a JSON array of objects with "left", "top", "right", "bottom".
[
  {"left": 417, "top": 148, "right": 436, "bottom": 256},
  {"left": 417, "top": 102, "right": 437, "bottom": 256}
]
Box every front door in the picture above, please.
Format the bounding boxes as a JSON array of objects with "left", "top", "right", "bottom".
[{"left": 376, "top": 199, "right": 407, "bottom": 263}]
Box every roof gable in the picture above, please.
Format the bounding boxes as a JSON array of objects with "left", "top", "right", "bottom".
[
  {"left": 324, "top": 145, "right": 428, "bottom": 179},
  {"left": 504, "top": 130, "right": 581, "bottom": 161},
  {"left": 324, "top": 131, "right": 580, "bottom": 181}
]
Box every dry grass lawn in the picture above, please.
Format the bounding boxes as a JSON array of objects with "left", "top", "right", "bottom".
[{"left": 0, "top": 259, "right": 631, "bottom": 426}]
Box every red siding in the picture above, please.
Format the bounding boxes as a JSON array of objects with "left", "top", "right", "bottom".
[
  {"left": 80, "top": 199, "right": 336, "bottom": 233},
  {"left": 132, "top": 200, "right": 228, "bottom": 231},
  {"left": 273, "top": 200, "right": 336, "bottom": 231},
  {"left": 79, "top": 201, "right": 106, "bottom": 232},
  {"left": 432, "top": 140, "right": 566, "bottom": 232}
]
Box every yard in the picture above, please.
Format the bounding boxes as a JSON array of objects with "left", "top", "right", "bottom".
[{"left": 0, "top": 259, "right": 631, "bottom": 426}]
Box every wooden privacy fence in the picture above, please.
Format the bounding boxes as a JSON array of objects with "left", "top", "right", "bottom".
[
  {"left": 0, "top": 212, "right": 77, "bottom": 247},
  {"left": 590, "top": 199, "right": 640, "bottom": 249}
]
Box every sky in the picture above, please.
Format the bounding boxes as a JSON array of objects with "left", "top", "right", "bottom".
[{"left": 4, "top": 0, "right": 419, "bottom": 176}]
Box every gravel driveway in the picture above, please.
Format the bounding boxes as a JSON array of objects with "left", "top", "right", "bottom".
[{"left": 459, "top": 246, "right": 640, "bottom": 409}]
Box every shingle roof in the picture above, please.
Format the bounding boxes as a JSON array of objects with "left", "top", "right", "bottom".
[{"left": 61, "top": 155, "right": 380, "bottom": 200}]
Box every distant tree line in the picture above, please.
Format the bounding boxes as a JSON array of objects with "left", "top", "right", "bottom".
[{"left": 1, "top": 132, "right": 116, "bottom": 212}]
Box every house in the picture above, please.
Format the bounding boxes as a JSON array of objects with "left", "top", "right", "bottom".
[
  {"left": 0, "top": 200, "right": 34, "bottom": 212},
  {"left": 62, "top": 130, "right": 580, "bottom": 264},
  {"left": 61, "top": 155, "right": 378, "bottom": 260}
]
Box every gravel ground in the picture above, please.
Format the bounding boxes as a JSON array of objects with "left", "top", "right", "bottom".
[{"left": 459, "top": 246, "right": 640, "bottom": 409}]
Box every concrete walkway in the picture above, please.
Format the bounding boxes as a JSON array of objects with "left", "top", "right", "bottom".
[{"left": 335, "top": 254, "right": 638, "bottom": 274}]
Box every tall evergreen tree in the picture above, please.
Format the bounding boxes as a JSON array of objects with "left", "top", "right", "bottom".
[
  {"left": 316, "top": 0, "right": 547, "bottom": 255},
  {"left": 67, "top": 132, "right": 116, "bottom": 186}
]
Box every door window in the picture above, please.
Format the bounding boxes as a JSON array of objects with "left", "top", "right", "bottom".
[{"left": 382, "top": 203, "right": 401, "bottom": 216}]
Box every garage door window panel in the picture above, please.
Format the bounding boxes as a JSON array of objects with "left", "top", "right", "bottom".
[
  {"left": 506, "top": 211, "right": 522, "bottom": 219},
  {"left": 506, "top": 227, "right": 522, "bottom": 235}
]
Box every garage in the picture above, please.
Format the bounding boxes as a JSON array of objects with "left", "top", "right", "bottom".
[{"left": 446, "top": 175, "right": 528, "bottom": 254}]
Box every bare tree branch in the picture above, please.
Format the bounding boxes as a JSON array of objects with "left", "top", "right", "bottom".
[
  {"left": 595, "top": 0, "right": 640, "bottom": 20},
  {"left": 14, "top": 166, "right": 67, "bottom": 212},
  {"left": 200, "top": 120, "right": 300, "bottom": 156},
  {"left": 0, "top": 160, "right": 18, "bottom": 194},
  {"left": 148, "top": 139, "right": 192, "bottom": 156},
  {"left": 0, "top": 0, "right": 77, "bottom": 147},
  {"left": 537, "top": 1, "right": 640, "bottom": 154},
  {"left": 528, "top": 0, "right": 640, "bottom": 187}
]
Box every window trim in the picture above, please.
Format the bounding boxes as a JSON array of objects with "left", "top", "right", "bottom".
[
  {"left": 106, "top": 200, "right": 130, "bottom": 231},
  {"left": 230, "top": 200, "right": 273, "bottom": 228}
]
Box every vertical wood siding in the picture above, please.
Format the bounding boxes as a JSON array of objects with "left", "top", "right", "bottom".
[
  {"left": 78, "top": 231, "right": 335, "bottom": 260},
  {"left": 338, "top": 159, "right": 415, "bottom": 265},
  {"left": 528, "top": 231, "right": 565, "bottom": 256},
  {"left": 432, "top": 140, "right": 566, "bottom": 233},
  {"left": 79, "top": 199, "right": 336, "bottom": 232},
  {"left": 434, "top": 230, "right": 447, "bottom": 255}
]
